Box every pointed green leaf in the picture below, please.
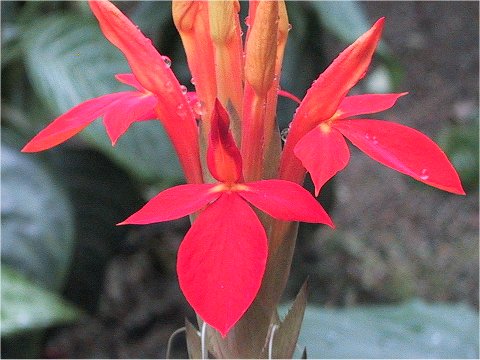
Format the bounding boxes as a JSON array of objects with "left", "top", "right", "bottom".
[{"left": 263, "top": 281, "right": 308, "bottom": 358}]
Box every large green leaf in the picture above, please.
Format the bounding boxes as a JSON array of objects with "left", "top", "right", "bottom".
[
  {"left": 46, "top": 147, "right": 145, "bottom": 312},
  {"left": 22, "top": 14, "right": 183, "bottom": 184},
  {"left": 1, "top": 141, "right": 75, "bottom": 291},
  {"left": 311, "top": 1, "right": 371, "bottom": 44},
  {"left": 1, "top": 265, "right": 81, "bottom": 337},
  {"left": 281, "top": 299, "right": 478, "bottom": 358}
]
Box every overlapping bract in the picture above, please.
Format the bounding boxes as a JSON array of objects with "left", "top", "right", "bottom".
[{"left": 120, "top": 101, "right": 333, "bottom": 336}]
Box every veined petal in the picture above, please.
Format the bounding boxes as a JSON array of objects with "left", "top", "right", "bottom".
[
  {"left": 22, "top": 92, "right": 128, "bottom": 152},
  {"left": 337, "top": 93, "right": 408, "bottom": 119},
  {"left": 118, "top": 183, "right": 221, "bottom": 225},
  {"left": 294, "top": 125, "right": 350, "bottom": 196},
  {"left": 238, "top": 180, "right": 334, "bottom": 227},
  {"left": 115, "top": 73, "right": 145, "bottom": 92},
  {"left": 177, "top": 193, "right": 268, "bottom": 337},
  {"left": 103, "top": 92, "right": 158, "bottom": 145},
  {"left": 295, "top": 18, "right": 384, "bottom": 128},
  {"left": 207, "top": 99, "right": 243, "bottom": 183},
  {"left": 334, "top": 119, "right": 465, "bottom": 195}
]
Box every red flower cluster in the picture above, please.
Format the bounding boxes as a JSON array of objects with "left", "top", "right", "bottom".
[{"left": 22, "top": 0, "right": 464, "bottom": 337}]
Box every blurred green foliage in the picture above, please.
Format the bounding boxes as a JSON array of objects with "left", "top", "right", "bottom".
[
  {"left": 437, "top": 110, "right": 479, "bottom": 192},
  {"left": 285, "top": 299, "right": 479, "bottom": 359}
]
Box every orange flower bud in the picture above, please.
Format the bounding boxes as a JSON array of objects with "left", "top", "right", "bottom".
[
  {"left": 208, "top": 0, "right": 239, "bottom": 44},
  {"left": 245, "top": 1, "right": 279, "bottom": 96}
]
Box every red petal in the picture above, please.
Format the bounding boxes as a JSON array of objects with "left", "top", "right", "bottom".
[
  {"left": 238, "top": 180, "right": 334, "bottom": 227},
  {"left": 295, "top": 18, "right": 384, "bottom": 127},
  {"left": 103, "top": 91, "right": 158, "bottom": 145},
  {"left": 118, "top": 183, "right": 221, "bottom": 225},
  {"left": 337, "top": 93, "right": 408, "bottom": 119},
  {"left": 294, "top": 125, "right": 350, "bottom": 196},
  {"left": 115, "top": 73, "right": 145, "bottom": 92},
  {"left": 89, "top": 1, "right": 203, "bottom": 185},
  {"left": 89, "top": 1, "right": 185, "bottom": 102},
  {"left": 207, "top": 99, "right": 243, "bottom": 183},
  {"left": 177, "top": 193, "right": 268, "bottom": 337},
  {"left": 278, "top": 18, "right": 384, "bottom": 186},
  {"left": 21, "top": 92, "right": 127, "bottom": 152},
  {"left": 334, "top": 119, "right": 465, "bottom": 194}
]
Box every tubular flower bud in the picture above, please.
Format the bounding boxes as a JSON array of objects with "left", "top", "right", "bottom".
[
  {"left": 172, "top": 1, "right": 197, "bottom": 32},
  {"left": 209, "top": 0, "right": 239, "bottom": 44},
  {"left": 245, "top": 1, "right": 279, "bottom": 96}
]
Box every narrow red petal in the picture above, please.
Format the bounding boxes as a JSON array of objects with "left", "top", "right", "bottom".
[
  {"left": 89, "top": 1, "right": 183, "bottom": 100},
  {"left": 103, "top": 92, "right": 158, "bottom": 145},
  {"left": 118, "top": 183, "right": 220, "bottom": 225},
  {"left": 115, "top": 73, "right": 145, "bottom": 92},
  {"left": 278, "top": 18, "right": 384, "bottom": 186},
  {"left": 334, "top": 119, "right": 466, "bottom": 195},
  {"left": 294, "top": 125, "right": 350, "bottom": 196},
  {"left": 296, "top": 18, "right": 385, "bottom": 127},
  {"left": 177, "top": 193, "right": 268, "bottom": 337},
  {"left": 21, "top": 92, "right": 127, "bottom": 152},
  {"left": 89, "top": 1, "right": 203, "bottom": 185},
  {"left": 238, "top": 180, "right": 334, "bottom": 227},
  {"left": 337, "top": 93, "right": 408, "bottom": 119},
  {"left": 207, "top": 99, "right": 243, "bottom": 183}
]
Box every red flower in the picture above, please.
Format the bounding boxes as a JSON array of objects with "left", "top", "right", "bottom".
[
  {"left": 280, "top": 18, "right": 465, "bottom": 196},
  {"left": 22, "top": 0, "right": 203, "bottom": 184},
  {"left": 119, "top": 100, "right": 334, "bottom": 336}
]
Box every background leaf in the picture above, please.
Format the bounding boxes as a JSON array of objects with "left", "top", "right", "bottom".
[
  {"left": 1, "top": 138, "right": 75, "bottom": 291},
  {"left": 22, "top": 14, "right": 183, "bottom": 185},
  {"left": 281, "top": 299, "right": 479, "bottom": 359},
  {"left": 46, "top": 146, "right": 145, "bottom": 312},
  {"left": 1, "top": 265, "right": 81, "bottom": 338}
]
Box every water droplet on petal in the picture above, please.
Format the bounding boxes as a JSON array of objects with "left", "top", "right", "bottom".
[
  {"left": 193, "top": 101, "right": 206, "bottom": 116},
  {"left": 176, "top": 103, "right": 187, "bottom": 117},
  {"left": 180, "top": 85, "right": 188, "bottom": 95},
  {"left": 280, "top": 127, "right": 290, "bottom": 142},
  {"left": 244, "top": 16, "right": 250, "bottom": 26},
  {"left": 164, "top": 80, "right": 173, "bottom": 92},
  {"left": 190, "top": 77, "right": 196, "bottom": 85},
  {"left": 287, "top": 24, "right": 293, "bottom": 31},
  {"left": 372, "top": 135, "right": 379, "bottom": 144},
  {"left": 420, "top": 168, "right": 429, "bottom": 180},
  {"left": 162, "top": 55, "right": 172, "bottom": 68},
  {"left": 365, "top": 133, "right": 370, "bottom": 140}
]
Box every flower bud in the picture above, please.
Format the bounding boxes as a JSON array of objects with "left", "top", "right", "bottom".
[
  {"left": 245, "top": 1, "right": 279, "bottom": 96},
  {"left": 172, "top": 0, "right": 198, "bottom": 33},
  {"left": 209, "top": 0, "right": 240, "bottom": 44}
]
